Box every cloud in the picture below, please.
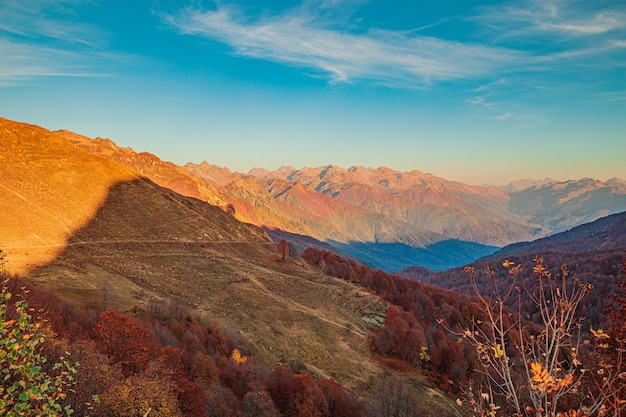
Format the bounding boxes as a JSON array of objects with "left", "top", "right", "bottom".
[
  {"left": 470, "top": 0, "right": 626, "bottom": 95},
  {"left": 472, "top": 79, "right": 507, "bottom": 92},
  {"left": 163, "top": 4, "right": 521, "bottom": 88},
  {"left": 475, "top": 0, "right": 626, "bottom": 37},
  {"left": 0, "top": 0, "right": 105, "bottom": 47},
  {"left": 467, "top": 92, "right": 517, "bottom": 121},
  {"left": 541, "top": 13, "right": 625, "bottom": 35},
  {"left": 0, "top": 39, "right": 109, "bottom": 86},
  {"left": 0, "top": 0, "right": 129, "bottom": 85},
  {"left": 495, "top": 112, "right": 514, "bottom": 121},
  {"left": 588, "top": 91, "right": 626, "bottom": 102}
]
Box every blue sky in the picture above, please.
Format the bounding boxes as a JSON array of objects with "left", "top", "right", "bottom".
[{"left": 1, "top": 0, "right": 624, "bottom": 185}]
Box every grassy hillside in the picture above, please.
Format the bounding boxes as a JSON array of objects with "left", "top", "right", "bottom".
[{"left": 1, "top": 118, "right": 389, "bottom": 393}]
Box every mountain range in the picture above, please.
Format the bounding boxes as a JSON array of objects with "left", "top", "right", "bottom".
[
  {"left": 5, "top": 117, "right": 624, "bottom": 274},
  {"left": 52, "top": 123, "right": 625, "bottom": 271}
]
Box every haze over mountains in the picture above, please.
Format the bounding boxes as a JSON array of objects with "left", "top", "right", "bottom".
[
  {"left": 18, "top": 118, "right": 618, "bottom": 272},
  {"left": 479, "top": 210, "right": 626, "bottom": 263}
]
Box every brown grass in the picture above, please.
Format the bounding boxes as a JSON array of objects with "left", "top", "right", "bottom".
[{"left": 0, "top": 118, "right": 468, "bottom": 410}]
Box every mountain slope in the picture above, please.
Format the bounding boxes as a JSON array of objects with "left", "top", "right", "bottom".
[
  {"left": 51, "top": 128, "right": 624, "bottom": 272},
  {"left": 55, "top": 129, "right": 229, "bottom": 209},
  {"left": 399, "top": 212, "right": 626, "bottom": 329},
  {"left": 0, "top": 117, "right": 389, "bottom": 392},
  {"left": 0, "top": 117, "right": 140, "bottom": 274},
  {"left": 250, "top": 165, "right": 540, "bottom": 247},
  {"left": 478, "top": 210, "right": 626, "bottom": 262},
  {"left": 17, "top": 119, "right": 625, "bottom": 274},
  {"left": 508, "top": 178, "right": 626, "bottom": 229},
  {"left": 185, "top": 163, "right": 522, "bottom": 270}
]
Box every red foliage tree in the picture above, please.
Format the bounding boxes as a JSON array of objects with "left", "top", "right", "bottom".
[
  {"left": 290, "top": 373, "right": 329, "bottom": 417},
  {"left": 268, "top": 366, "right": 330, "bottom": 417},
  {"left": 189, "top": 351, "right": 220, "bottom": 387},
  {"left": 278, "top": 239, "right": 290, "bottom": 261},
  {"left": 241, "top": 391, "right": 280, "bottom": 417},
  {"left": 219, "top": 355, "right": 269, "bottom": 399},
  {"left": 162, "top": 347, "right": 207, "bottom": 417},
  {"left": 318, "top": 378, "right": 365, "bottom": 417},
  {"left": 204, "top": 384, "right": 238, "bottom": 417},
  {"left": 372, "top": 326, "right": 396, "bottom": 356},
  {"left": 93, "top": 309, "right": 161, "bottom": 376},
  {"left": 268, "top": 365, "right": 297, "bottom": 415},
  {"left": 606, "top": 259, "right": 626, "bottom": 341},
  {"left": 600, "top": 258, "right": 626, "bottom": 416}
]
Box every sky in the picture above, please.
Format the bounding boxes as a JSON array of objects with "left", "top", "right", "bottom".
[{"left": 0, "top": 0, "right": 624, "bottom": 185}]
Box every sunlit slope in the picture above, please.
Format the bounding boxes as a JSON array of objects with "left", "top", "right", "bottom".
[
  {"left": 0, "top": 118, "right": 140, "bottom": 274},
  {"left": 254, "top": 165, "right": 541, "bottom": 246},
  {"left": 0, "top": 117, "right": 269, "bottom": 276},
  {"left": 55, "top": 129, "right": 229, "bottom": 209},
  {"left": 188, "top": 164, "right": 454, "bottom": 245}
]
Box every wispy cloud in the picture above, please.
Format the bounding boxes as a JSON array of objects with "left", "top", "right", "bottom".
[
  {"left": 541, "top": 13, "right": 625, "bottom": 35},
  {"left": 588, "top": 91, "right": 626, "bottom": 102},
  {"left": 494, "top": 112, "right": 514, "bottom": 121},
  {"left": 613, "top": 39, "right": 626, "bottom": 48},
  {"left": 0, "top": 0, "right": 118, "bottom": 85},
  {"left": 475, "top": 0, "right": 626, "bottom": 37},
  {"left": 468, "top": 0, "right": 626, "bottom": 108},
  {"left": 0, "top": 0, "right": 105, "bottom": 47},
  {"left": 468, "top": 96, "right": 491, "bottom": 107},
  {"left": 0, "top": 39, "right": 109, "bottom": 87},
  {"left": 472, "top": 79, "right": 507, "bottom": 92},
  {"left": 472, "top": 0, "right": 626, "bottom": 76},
  {"left": 467, "top": 93, "right": 515, "bottom": 121},
  {"left": 162, "top": 4, "right": 521, "bottom": 88}
]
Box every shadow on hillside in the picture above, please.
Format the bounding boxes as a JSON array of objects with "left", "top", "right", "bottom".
[
  {"left": 328, "top": 239, "right": 499, "bottom": 273},
  {"left": 22, "top": 177, "right": 271, "bottom": 310},
  {"left": 262, "top": 227, "right": 499, "bottom": 273},
  {"left": 262, "top": 227, "right": 378, "bottom": 269},
  {"left": 14, "top": 177, "right": 398, "bottom": 395},
  {"left": 61, "top": 177, "right": 269, "bottom": 245}
]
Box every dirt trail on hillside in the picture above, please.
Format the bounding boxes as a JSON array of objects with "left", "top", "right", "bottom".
[{"left": 242, "top": 271, "right": 369, "bottom": 339}]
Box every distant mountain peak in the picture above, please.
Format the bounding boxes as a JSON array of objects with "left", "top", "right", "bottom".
[
  {"left": 495, "top": 178, "right": 556, "bottom": 192},
  {"left": 607, "top": 177, "right": 626, "bottom": 185}
]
